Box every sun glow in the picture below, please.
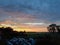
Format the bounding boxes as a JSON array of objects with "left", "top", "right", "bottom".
[{"left": 0, "top": 23, "right": 48, "bottom": 32}]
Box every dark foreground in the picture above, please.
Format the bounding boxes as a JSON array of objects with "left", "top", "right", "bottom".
[
  {"left": 0, "top": 27, "right": 60, "bottom": 45},
  {"left": 0, "top": 32, "right": 60, "bottom": 45}
]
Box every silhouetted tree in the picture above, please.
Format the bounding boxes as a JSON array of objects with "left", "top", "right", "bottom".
[
  {"left": 47, "top": 24, "right": 57, "bottom": 33},
  {"left": 1, "top": 27, "right": 14, "bottom": 39},
  {"left": 56, "top": 26, "right": 60, "bottom": 33}
]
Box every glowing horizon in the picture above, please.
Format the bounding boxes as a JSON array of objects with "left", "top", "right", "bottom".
[{"left": 0, "top": 23, "right": 48, "bottom": 32}]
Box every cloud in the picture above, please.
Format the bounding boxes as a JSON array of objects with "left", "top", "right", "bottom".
[
  {"left": 0, "top": 0, "right": 60, "bottom": 25},
  {"left": 23, "top": 23, "right": 45, "bottom": 26}
]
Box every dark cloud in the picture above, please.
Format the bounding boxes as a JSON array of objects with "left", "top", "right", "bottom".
[{"left": 0, "top": 0, "right": 60, "bottom": 24}]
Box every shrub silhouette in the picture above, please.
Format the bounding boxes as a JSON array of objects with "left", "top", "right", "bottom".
[{"left": 0, "top": 27, "right": 27, "bottom": 39}]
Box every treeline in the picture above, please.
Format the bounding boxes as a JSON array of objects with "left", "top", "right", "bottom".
[{"left": 0, "top": 27, "right": 28, "bottom": 39}]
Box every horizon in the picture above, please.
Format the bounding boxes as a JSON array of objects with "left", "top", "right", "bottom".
[{"left": 0, "top": 24, "right": 48, "bottom": 32}]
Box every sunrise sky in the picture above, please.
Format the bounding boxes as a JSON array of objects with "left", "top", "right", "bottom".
[{"left": 0, "top": 0, "right": 60, "bottom": 32}]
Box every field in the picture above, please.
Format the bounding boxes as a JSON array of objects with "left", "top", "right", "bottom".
[{"left": 0, "top": 31, "right": 60, "bottom": 45}]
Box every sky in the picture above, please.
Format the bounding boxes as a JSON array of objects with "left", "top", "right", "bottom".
[{"left": 0, "top": 0, "right": 60, "bottom": 32}]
